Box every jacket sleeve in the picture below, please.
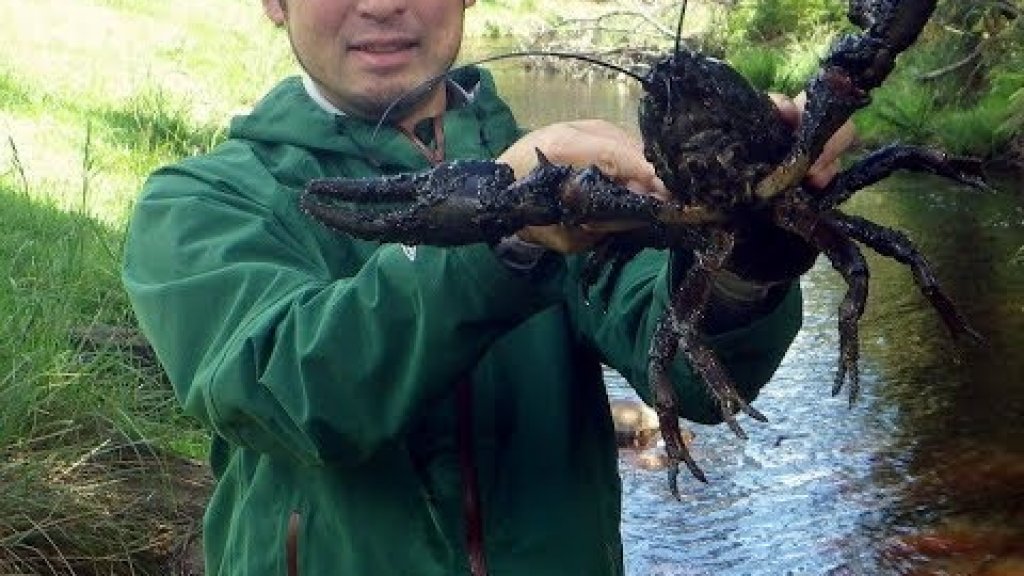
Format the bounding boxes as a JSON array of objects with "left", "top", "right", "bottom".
[
  {"left": 564, "top": 249, "right": 803, "bottom": 424},
  {"left": 122, "top": 158, "right": 561, "bottom": 466}
]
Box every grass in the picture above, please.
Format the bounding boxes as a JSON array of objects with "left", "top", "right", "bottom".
[
  {"left": 853, "top": 41, "right": 1024, "bottom": 161},
  {"left": 1, "top": 122, "right": 212, "bottom": 567},
  {"left": 727, "top": 38, "right": 826, "bottom": 95},
  {"left": 0, "top": 176, "right": 212, "bottom": 573},
  {"left": 0, "top": 1, "right": 292, "bottom": 569}
]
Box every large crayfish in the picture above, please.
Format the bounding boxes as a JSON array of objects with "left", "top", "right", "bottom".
[{"left": 300, "top": 0, "right": 987, "bottom": 497}]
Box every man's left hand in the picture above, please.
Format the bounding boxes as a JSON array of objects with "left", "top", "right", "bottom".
[
  {"left": 769, "top": 92, "right": 859, "bottom": 190},
  {"left": 720, "top": 93, "right": 858, "bottom": 285}
]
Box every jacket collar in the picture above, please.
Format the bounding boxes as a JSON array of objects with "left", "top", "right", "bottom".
[{"left": 228, "top": 67, "right": 521, "bottom": 176}]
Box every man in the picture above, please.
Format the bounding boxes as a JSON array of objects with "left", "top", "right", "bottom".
[{"left": 122, "top": 0, "right": 854, "bottom": 574}]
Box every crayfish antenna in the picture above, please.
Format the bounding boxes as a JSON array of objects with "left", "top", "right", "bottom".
[
  {"left": 534, "top": 148, "right": 553, "bottom": 166},
  {"left": 673, "top": 0, "right": 689, "bottom": 56}
]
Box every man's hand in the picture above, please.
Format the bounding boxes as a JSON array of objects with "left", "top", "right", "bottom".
[
  {"left": 769, "top": 92, "right": 858, "bottom": 189},
  {"left": 723, "top": 92, "right": 858, "bottom": 284},
  {"left": 497, "top": 120, "right": 668, "bottom": 254}
]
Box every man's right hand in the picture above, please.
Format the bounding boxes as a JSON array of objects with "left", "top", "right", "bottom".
[{"left": 497, "top": 120, "right": 669, "bottom": 254}]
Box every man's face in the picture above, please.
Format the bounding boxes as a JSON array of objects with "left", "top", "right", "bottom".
[{"left": 264, "top": 0, "right": 473, "bottom": 121}]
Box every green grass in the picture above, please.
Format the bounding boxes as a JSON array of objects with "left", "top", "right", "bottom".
[
  {"left": 853, "top": 44, "right": 1024, "bottom": 158},
  {"left": 0, "top": 176, "right": 210, "bottom": 573},
  {"left": 0, "top": 1, "right": 281, "bottom": 569},
  {"left": 727, "top": 39, "right": 825, "bottom": 95}
]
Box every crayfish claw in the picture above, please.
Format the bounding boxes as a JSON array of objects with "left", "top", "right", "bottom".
[
  {"left": 782, "top": 0, "right": 939, "bottom": 184},
  {"left": 306, "top": 172, "right": 421, "bottom": 203},
  {"left": 849, "top": 0, "right": 938, "bottom": 55}
]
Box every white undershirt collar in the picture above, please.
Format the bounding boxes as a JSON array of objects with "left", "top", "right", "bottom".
[{"left": 301, "top": 74, "right": 347, "bottom": 116}]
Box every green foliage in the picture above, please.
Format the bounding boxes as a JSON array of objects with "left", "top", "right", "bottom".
[
  {"left": 1000, "top": 79, "right": 1024, "bottom": 138},
  {"left": 932, "top": 100, "right": 1011, "bottom": 157},
  {"left": 920, "top": 0, "right": 1024, "bottom": 104},
  {"left": 847, "top": 0, "right": 1024, "bottom": 161},
  {"left": 856, "top": 71, "right": 938, "bottom": 144},
  {"left": 709, "top": 0, "right": 843, "bottom": 96},
  {"left": 729, "top": 47, "right": 784, "bottom": 91},
  {"left": 724, "top": 0, "right": 846, "bottom": 45},
  {"left": 483, "top": 20, "right": 505, "bottom": 39},
  {"left": 727, "top": 40, "right": 823, "bottom": 95},
  {"left": 0, "top": 180, "right": 200, "bottom": 448},
  {"left": 717, "top": 0, "right": 1023, "bottom": 163}
]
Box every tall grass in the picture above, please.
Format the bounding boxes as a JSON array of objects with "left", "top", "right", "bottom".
[
  {"left": 0, "top": 132, "right": 211, "bottom": 571},
  {"left": 727, "top": 39, "right": 826, "bottom": 95},
  {"left": 0, "top": 0, "right": 278, "bottom": 570}
]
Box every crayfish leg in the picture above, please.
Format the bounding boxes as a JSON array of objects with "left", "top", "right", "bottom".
[
  {"left": 830, "top": 211, "right": 983, "bottom": 343},
  {"left": 580, "top": 235, "right": 654, "bottom": 308},
  {"left": 648, "top": 231, "right": 782, "bottom": 497},
  {"left": 678, "top": 233, "right": 768, "bottom": 429},
  {"left": 812, "top": 144, "right": 990, "bottom": 211},
  {"left": 775, "top": 203, "right": 868, "bottom": 404},
  {"left": 648, "top": 325, "right": 707, "bottom": 497}
]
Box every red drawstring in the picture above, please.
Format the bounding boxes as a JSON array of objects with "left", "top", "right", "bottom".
[{"left": 456, "top": 377, "right": 490, "bottom": 576}]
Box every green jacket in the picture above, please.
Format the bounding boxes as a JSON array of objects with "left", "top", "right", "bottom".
[{"left": 122, "top": 68, "right": 802, "bottom": 576}]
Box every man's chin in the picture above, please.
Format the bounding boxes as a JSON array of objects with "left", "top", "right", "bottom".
[{"left": 355, "top": 83, "right": 440, "bottom": 123}]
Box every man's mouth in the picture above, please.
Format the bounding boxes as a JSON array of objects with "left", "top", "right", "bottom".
[
  {"left": 349, "top": 38, "right": 418, "bottom": 54},
  {"left": 347, "top": 38, "right": 419, "bottom": 71}
]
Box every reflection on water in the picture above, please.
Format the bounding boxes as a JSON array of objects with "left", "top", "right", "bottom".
[
  {"left": 489, "top": 66, "right": 1024, "bottom": 575},
  {"left": 486, "top": 63, "right": 643, "bottom": 131}
]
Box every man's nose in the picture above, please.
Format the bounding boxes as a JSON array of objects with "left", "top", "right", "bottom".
[{"left": 356, "top": 0, "right": 407, "bottom": 21}]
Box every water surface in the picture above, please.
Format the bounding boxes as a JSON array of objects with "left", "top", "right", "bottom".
[{"left": 486, "top": 64, "right": 1024, "bottom": 575}]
